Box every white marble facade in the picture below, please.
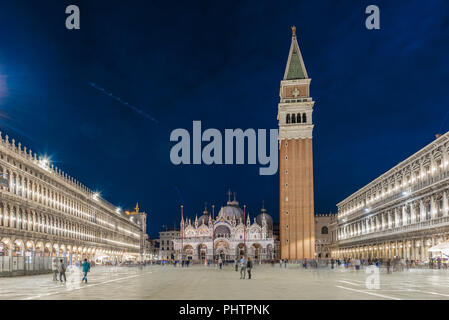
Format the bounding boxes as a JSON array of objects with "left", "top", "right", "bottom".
[
  {"left": 0, "top": 132, "right": 147, "bottom": 263},
  {"left": 333, "top": 132, "right": 449, "bottom": 261}
]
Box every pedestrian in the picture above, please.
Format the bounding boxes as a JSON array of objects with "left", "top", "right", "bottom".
[
  {"left": 52, "top": 258, "right": 59, "bottom": 281},
  {"left": 280, "top": 259, "right": 283, "bottom": 268},
  {"left": 218, "top": 257, "right": 223, "bottom": 270},
  {"left": 386, "top": 259, "right": 391, "bottom": 274},
  {"left": 240, "top": 255, "right": 247, "bottom": 279},
  {"left": 82, "top": 258, "right": 91, "bottom": 283},
  {"left": 247, "top": 257, "right": 253, "bottom": 279},
  {"left": 330, "top": 258, "right": 335, "bottom": 270},
  {"left": 234, "top": 259, "right": 239, "bottom": 272},
  {"left": 355, "top": 259, "right": 361, "bottom": 271},
  {"left": 59, "top": 259, "right": 67, "bottom": 283},
  {"left": 285, "top": 258, "right": 288, "bottom": 269}
]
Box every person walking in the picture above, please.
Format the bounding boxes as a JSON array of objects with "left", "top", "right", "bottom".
[
  {"left": 330, "top": 258, "right": 335, "bottom": 270},
  {"left": 82, "top": 258, "right": 91, "bottom": 283},
  {"left": 234, "top": 259, "right": 239, "bottom": 272},
  {"left": 52, "top": 258, "right": 59, "bottom": 281},
  {"left": 218, "top": 257, "right": 223, "bottom": 270},
  {"left": 280, "top": 259, "right": 283, "bottom": 269},
  {"left": 240, "top": 256, "right": 247, "bottom": 279},
  {"left": 58, "top": 259, "right": 67, "bottom": 283},
  {"left": 247, "top": 257, "right": 253, "bottom": 280},
  {"left": 284, "top": 258, "right": 288, "bottom": 269}
]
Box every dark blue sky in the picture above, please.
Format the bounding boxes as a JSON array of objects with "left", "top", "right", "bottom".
[{"left": 0, "top": 1, "right": 448, "bottom": 237}]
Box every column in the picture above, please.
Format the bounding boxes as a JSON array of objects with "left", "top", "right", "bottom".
[
  {"left": 410, "top": 202, "right": 416, "bottom": 224},
  {"left": 420, "top": 200, "right": 425, "bottom": 221},
  {"left": 402, "top": 206, "right": 407, "bottom": 226},
  {"left": 443, "top": 191, "right": 449, "bottom": 217},
  {"left": 431, "top": 195, "right": 437, "bottom": 219}
]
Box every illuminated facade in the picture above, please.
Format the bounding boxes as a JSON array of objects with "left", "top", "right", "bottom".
[
  {"left": 333, "top": 132, "right": 449, "bottom": 261},
  {"left": 0, "top": 133, "right": 147, "bottom": 264},
  {"left": 173, "top": 192, "right": 275, "bottom": 262}
]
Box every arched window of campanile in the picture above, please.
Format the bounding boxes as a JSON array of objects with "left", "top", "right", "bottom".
[
  {"left": 295, "top": 113, "right": 300, "bottom": 123},
  {"left": 286, "top": 114, "right": 291, "bottom": 124},
  {"left": 302, "top": 113, "right": 307, "bottom": 123},
  {"left": 291, "top": 114, "right": 296, "bottom": 123}
]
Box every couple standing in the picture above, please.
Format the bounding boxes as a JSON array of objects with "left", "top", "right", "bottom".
[
  {"left": 239, "top": 256, "right": 253, "bottom": 279},
  {"left": 52, "top": 259, "right": 67, "bottom": 282},
  {"left": 51, "top": 258, "right": 91, "bottom": 283}
]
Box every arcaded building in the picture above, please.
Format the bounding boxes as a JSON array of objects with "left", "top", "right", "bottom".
[
  {"left": 0, "top": 133, "right": 148, "bottom": 267},
  {"left": 333, "top": 132, "right": 449, "bottom": 261}
]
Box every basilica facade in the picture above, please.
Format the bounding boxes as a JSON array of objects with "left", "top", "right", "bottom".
[{"left": 173, "top": 192, "right": 276, "bottom": 262}]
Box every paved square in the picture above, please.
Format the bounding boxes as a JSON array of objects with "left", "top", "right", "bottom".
[{"left": 1, "top": 264, "right": 449, "bottom": 300}]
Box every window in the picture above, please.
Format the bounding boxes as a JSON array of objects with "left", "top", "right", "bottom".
[
  {"left": 296, "top": 113, "right": 302, "bottom": 123},
  {"left": 291, "top": 114, "right": 296, "bottom": 123},
  {"left": 286, "top": 114, "right": 291, "bottom": 124},
  {"left": 321, "top": 226, "right": 328, "bottom": 234},
  {"left": 302, "top": 113, "right": 307, "bottom": 123}
]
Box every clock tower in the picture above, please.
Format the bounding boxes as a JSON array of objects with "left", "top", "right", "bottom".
[{"left": 278, "top": 26, "right": 315, "bottom": 260}]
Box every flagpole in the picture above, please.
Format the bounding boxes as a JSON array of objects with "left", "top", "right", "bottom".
[
  {"left": 243, "top": 204, "right": 246, "bottom": 256},
  {"left": 181, "top": 205, "right": 184, "bottom": 260}
]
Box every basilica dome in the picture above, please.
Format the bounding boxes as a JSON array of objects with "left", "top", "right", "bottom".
[
  {"left": 198, "top": 208, "right": 210, "bottom": 225},
  {"left": 218, "top": 192, "right": 244, "bottom": 219},
  {"left": 218, "top": 204, "right": 244, "bottom": 219}
]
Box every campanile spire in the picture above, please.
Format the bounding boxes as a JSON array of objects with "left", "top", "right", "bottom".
[{"left": 278, "top": 27, "right": 315, "bottom": 260}]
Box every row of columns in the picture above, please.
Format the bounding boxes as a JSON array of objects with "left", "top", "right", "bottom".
[
  {"left": 339, "top": 190, "right": 449, "bottom": 240},
  {"left": 340, "top": 149, "right": 449, "bottom": 215},
  {"left": 333, "top": 236, "right": 446, "bottom": 260}
]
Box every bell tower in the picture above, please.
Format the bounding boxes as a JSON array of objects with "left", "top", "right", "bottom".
[{"left": 278, "top": 26, "right": 315, "bottom": 260}]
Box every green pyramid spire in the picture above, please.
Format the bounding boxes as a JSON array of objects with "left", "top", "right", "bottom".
[
  {"left": 286, "top": 48, "right": 306, "bottom": 80},
  {"left": 283, "top": 26, "right": 308, "bottom": 80}
]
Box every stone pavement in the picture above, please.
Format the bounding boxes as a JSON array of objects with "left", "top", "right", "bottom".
[{"left": 1, "top": 263, "right": 449, "bottom": 299}]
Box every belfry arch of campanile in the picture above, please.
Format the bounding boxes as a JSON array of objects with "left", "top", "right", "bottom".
[{"left": 278, "top": 26, "right": 315, "bottom": 260}]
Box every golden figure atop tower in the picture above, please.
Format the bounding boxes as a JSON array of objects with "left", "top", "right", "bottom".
[
  {"left": 125, "top": 202, "right": 140, "bottom": 215},
  {"left": 291, "top": 25, "right": 296, "bottom": 36}
]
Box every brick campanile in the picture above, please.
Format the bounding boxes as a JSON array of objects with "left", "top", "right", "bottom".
[{"left": 278, "top": 26, "right": 315, "bottom": 260}]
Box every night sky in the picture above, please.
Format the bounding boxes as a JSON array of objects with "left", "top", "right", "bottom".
[{"left": 0, "top": 1, "right": 448, "bottom": 238}]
